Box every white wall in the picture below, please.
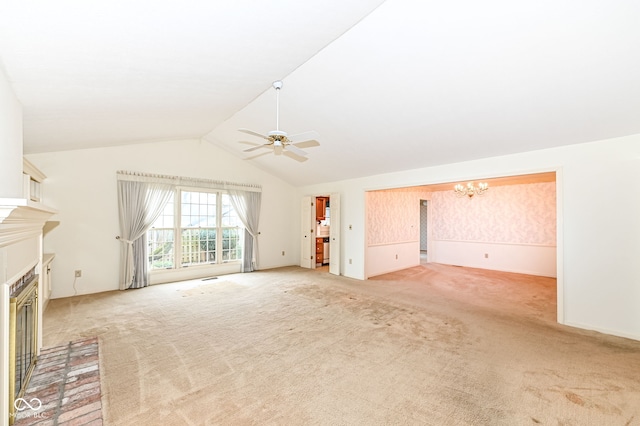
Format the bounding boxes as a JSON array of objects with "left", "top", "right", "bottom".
[
  {"left": 26, "top": 139, "right": 300, "bottom": 298},
  {"left": 0, "top": 64, "right": 23, "bottom": 198},
  {"left": 432, "top": 241, "right": 557, "bottom": 277},
  {"left": 300, "top": 134, "right": 640, "bottom": 341},
  {"left": 367, "top": 241, "right": 420, "bottom": 277},
  {"left": 0, "top": 64, "right": 23, "bottom": 426}
]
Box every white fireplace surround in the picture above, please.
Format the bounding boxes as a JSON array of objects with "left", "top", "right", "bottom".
[{"left": 0, "top": 198, "right": 56, "bottom": 426}]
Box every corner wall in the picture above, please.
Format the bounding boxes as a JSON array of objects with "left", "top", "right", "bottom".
[{"left": 26, "top": 139, "right": 300, "bottom": 298}]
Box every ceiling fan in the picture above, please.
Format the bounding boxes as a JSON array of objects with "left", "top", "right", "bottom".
[{"left": 238, "top": 80, "right": 320, "bottom": 162}]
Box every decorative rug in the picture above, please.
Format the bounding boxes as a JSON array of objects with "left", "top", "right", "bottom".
[{"left": 12, "top": 337, "right": 103, "bottom": 426}]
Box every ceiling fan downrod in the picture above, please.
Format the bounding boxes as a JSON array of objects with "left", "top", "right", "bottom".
[{"left": 273, "top": 80, "right": 283, "bottom": 132}]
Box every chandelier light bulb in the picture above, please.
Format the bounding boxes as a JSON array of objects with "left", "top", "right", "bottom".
[{"left": 454, "top": 182, "right": 489, "bottom": 198}]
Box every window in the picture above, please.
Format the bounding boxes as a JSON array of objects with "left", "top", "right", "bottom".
[
  {"left": 221, "top": 194, "right": 242, "bottom": 262},
  {"left": 181, "top": 191, "right": 217, "bottom": 267},
  {"left": 147, "top": 190, "right": 243, "bottom": 270},
  {"left": 148, "top": 193, "right": 175, "bottom": 269}
]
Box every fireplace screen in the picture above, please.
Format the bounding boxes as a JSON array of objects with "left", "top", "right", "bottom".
[{"left": 9, "top": 272, "right": 38, "bottom": 424}]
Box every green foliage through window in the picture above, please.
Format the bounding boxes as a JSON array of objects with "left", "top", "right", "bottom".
[{"left": 147, "top": 190, "right": 243, "bottom": 270}]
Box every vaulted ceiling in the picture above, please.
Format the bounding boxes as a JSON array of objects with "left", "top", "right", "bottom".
[{"left": 2, "top": 1, "right": 639, "bottom": 186}]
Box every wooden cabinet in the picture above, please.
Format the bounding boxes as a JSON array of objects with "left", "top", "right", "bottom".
[
  {"left": 316, "top": 197, "right": 328, "bottom": 220},
  {"left": 316, "top": 238, "right": 324, "bottom": 265}
]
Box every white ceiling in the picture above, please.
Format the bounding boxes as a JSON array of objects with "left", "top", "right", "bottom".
[{"left": 2, "top": 1, "right": 639, "bottom": 186}]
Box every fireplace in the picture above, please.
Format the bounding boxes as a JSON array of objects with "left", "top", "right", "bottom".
[
  {"left": 1, "top": 160, "right": 57, "bottom": 425},
  {"left": 8, "top": 267, "right": 38, "bottom": 425}
]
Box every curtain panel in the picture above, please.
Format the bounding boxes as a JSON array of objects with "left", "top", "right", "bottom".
[
  {"left": 117, "top": 179, "right": 173, "bottom": 289},
  {"left": 228, "top": 189, "right": 261, "bottom": 272}
]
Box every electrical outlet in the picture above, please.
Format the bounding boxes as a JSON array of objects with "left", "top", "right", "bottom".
[
  {"left": 282, "top": 251, "right": 285, "bottom": 256},
  {"left": 349, "top": 259, "right": 352, "bottom": 264},
  {"left": 484, "top": 253, "right": 489, "bottom": 258},
  {"left": 75, "top": 270, "right": 82, "bottom": 278}
]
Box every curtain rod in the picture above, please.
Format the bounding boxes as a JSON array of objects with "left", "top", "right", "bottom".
[{"left": 116, "top": 170, "right": 262, "bottom": 192}]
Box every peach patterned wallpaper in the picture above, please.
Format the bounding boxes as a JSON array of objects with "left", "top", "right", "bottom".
[
  {"left": 431, "top": 182, "right": 556, "bottom": 245},
  {"left": 366, "top": 182, "right": 556, "bottom": 247},
  {"left": 366, "top": 189, "right": 424, "bottom": 245}
]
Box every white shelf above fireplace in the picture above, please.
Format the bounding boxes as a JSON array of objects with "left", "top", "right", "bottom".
[{"left": 0, "top": 198, "right": 57, "bottom": 249}]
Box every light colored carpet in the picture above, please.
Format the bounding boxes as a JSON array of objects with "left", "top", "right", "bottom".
[{"left": 43, "top": 264, "right": 640, "bottom": 425}]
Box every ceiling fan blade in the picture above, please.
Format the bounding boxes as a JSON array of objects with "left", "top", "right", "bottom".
[
  {"left": 284, "top": 144, "right": 308, "bottom": 157},
  {"left": 292, "top": 140, "right": 320, "bottom": 149},
  {"left": 243, "top": 144, "right": 270, "bottom": 153},
  {"left": 288, "top": 130, "right": 320, "bottom": 144},
  {"left": 283, "top": 150, "right": 309, "bottom": 162},
  {"left": 238, "top": 128, "right": 269, "bottom": 140},
  {"left": 238, "top": 140, "right": 261, "bottom": 146}
]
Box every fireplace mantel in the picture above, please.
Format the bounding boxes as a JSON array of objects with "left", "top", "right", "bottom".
[{"left": 0, "top": 198, "right": 57, "bottom": 249}]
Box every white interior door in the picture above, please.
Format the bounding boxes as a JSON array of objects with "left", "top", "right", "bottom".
[
  {"left": 300, "top": 196, "right": 313, "bottom": 268},
  {"left": 329, "top": 192, "right": 341, "bottom": 275}
]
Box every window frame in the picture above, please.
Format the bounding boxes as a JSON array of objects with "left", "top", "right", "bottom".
[{"left": 147, "top": 186, "right": 243, "bottom": 273}]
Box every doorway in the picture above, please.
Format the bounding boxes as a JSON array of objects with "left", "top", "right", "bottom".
[
  {"left": 420, "top": 200, "right": 429, "bottom": 265},
  {"left": 316, "top": 195, "right": 330, "bottom": 271},
  {"left": 300, "top": 193, "right": 341, "bottom": 275}
]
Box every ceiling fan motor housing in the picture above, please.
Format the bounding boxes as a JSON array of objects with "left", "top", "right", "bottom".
[{"left": 268, "top": 130, "right": 287, "bottom": 138}]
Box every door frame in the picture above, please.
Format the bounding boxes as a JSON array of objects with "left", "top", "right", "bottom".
[{"left": 300, "top": 193, "right": 341, "bottom": 275}]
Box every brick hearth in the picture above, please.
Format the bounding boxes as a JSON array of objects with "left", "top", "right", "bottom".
[{"left": 12, "top": 337, "right": 103, "bottom": 426}]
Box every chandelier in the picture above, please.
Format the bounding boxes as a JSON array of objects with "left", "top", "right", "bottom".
[{"left": 454, "top": 182, "right": 489, "bottom": 198}]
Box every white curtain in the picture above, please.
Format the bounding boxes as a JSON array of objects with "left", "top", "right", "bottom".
[
  {"left": 117, "top": 170, "right": 261, "bottom": 284},
  {"left": 117, "top": 179, "right": 173, "bottom": 289},
  {"left": 228, "top": 189, "right": 261, "bottom": 272}
]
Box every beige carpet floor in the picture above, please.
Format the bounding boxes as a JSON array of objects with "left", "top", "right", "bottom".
[{"left": 42, "top": 264, "right": 640, "bottom": 425}]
